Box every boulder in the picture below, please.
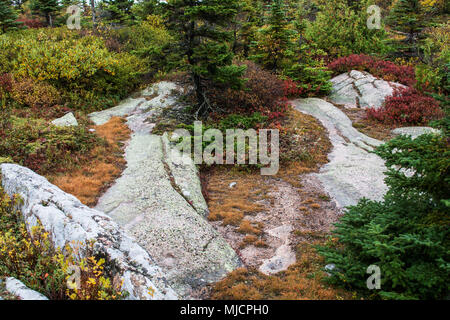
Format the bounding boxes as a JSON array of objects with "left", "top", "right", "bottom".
[
  {"left": 329, "top": 70, "right": 406, "bottom": 109},
  {"left": 4, "top": 277, "right": 49, "bottom": 300},
  {"left": 0, "top": 163, "right": 178, "bottom": 300},
  {"left": 51, "top": 112, "right": 78, "bottom": 127},
  {"left": 392, "top": 127, "right": 440, "bottom": 139}
]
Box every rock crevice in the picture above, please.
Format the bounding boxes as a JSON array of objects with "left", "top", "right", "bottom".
[{"left": 90, "top": 82, "right": 241, "bottom": 298}]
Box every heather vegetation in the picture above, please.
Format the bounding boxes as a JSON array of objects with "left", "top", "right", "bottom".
[{"left": 0, "top": 0, "right": 448, "bottom": 301}]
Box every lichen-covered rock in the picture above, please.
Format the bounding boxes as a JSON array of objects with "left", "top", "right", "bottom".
[
  {"left": 89, "top": 82, "right": 179, "bottom": 127},
  {"left": 162, "top": 134, "right": 209, "bottom": 216},
  {"left": 51, "top": 112, "right": 78, "bottom": 127},
  {"left": 392, "top": 127, "right": 441, "bottom": 139},
  {"left": 329, "top": 70, "right": 406, "bottom": 109},
  {"left": 4, "top": 277, "right": 48, "bottom": 300},
  {"left": 291, "top": 98, "right": 388, "bottom": 208},
  {"left": 0, "top": 163, "right": 178, "bottom": 300},
  {"left": 95, "top": 132, "right": 240, "bottom": 298},
  {"left": 92, "top": 82, "right": 241, "bottom": 298}
]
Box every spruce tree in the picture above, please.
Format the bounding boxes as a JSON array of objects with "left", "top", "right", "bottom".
[
  {"left": 252, "top": 0, "right": 294, "bottom": 71},
  {"left": 163, "top": 0, "right": 246, "bottom": 117},
  {"left": 30, "top": 0, "right": 60, "bottom": 27},
  {"left": 99, "top": 0, "right": 134, "bottom": 25},
  {"left": 0, "top": 0, "right": 20, "bottom": 33},
  {"left": 387, "top": 0, "right": 426, "bottom": 49}
]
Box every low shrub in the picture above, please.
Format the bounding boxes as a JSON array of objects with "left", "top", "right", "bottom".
[
  {"left": 207, "top": 61, "right": 286, "bottom": 114},
  {"left": 366, "top": 87, "right": 444, "bottom": 125},
  {"left": 0, "top": 116, "right": 100, "bottom": 174},
  {"left": 10, "top": 78, "right": 61, "bottom": 109},
  {"left": 218, "top": 112, "right": 268, "bottom": 131},
  {"left": 0, "top": 28, "right": 146, "bottom": 111},
  {"left": 16, "top": 18, "right": 44, "bottom": 29},
  {"left": 328, "top": 54, "right": 416, "bottom": 87},
  {"left": 318, "top": 133, "right": 450, "bottom": 300},
  {"left": 0, "top": 186, "right": 125, "bottom": 300}
]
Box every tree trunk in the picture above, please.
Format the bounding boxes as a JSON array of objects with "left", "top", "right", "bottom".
[{"left": 90, "top": 0, "right": 96, "bottom": 27}]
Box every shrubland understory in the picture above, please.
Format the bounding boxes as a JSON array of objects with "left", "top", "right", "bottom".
[{"left": 0, "top": 0, "right": 449, "bottom": 300}]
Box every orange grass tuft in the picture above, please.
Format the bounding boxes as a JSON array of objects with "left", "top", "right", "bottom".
[
  {"left": 48, "top": 117, "right": 131, "bottom": 207},
  {"left": 210, "top": 243, "right": 354, "bottom": 300}
]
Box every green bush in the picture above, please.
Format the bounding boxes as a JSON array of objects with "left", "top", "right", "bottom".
[
  {"left": 0, "top": 28, "right": 145, "bottom": 111},
  {"left": 305, "top": 0, "right": 389, "bottom": 57},
  {"left": 283, "top": 41, "right": 332, "bottom": 96},
  {"left": 319, "top": 133, "right": 450, "bottom": 300}
]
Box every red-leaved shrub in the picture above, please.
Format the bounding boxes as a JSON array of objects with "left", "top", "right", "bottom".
[
  {"left": 328, "top": 54, "right": 416, "bottom": 87},
  {"left": 282, "top": 79, "right": 307, "bottom": 98},
  {"left": 207, "top": 61, "right": 286, "bottom": 114},
  {"left": 366, "top": 87, "right": 444, "bottom": 125},
  {"left": 16, "top": 18, "right": 45, "bottom": 29}
]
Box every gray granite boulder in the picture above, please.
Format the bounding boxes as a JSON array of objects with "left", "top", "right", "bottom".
[
  {"left": 51, "top": 112, "right": 78, "bottom": 127},
  {"left": 4, "top": 278, "right": 48, "bottom": 300},
  {"left": 329, "top": 70, "right": 406, "bottom": 109},
  {"left": 0, "top": 163, "right": 178, "bottom": 300}
]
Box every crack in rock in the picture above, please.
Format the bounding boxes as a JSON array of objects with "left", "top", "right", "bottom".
[
  {"left": 329, "top": 70, "right": 406, "bottom": 109},
  {"left": 90, "top": 82, "right": 241, "bottom": 298}
]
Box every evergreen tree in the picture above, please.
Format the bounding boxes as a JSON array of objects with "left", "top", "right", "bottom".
[
  {"left": 133, "top": 0, "right": 160, "bottom": 21},
  {"left": 30, "top": 0, "right": 60, "bottom": 27},
  {"left": 99, "top": 0, "right": 134, "bottom": 25},
  {"left": 318, "top": 133, "right": 450, "bottom": 299},
  {"left": 252, "top": 0, "right": 294, "bottom": 71},
  {"left": 388, "top": 0, "right": 426, "bottom": 42},
  {"left": 162, "top": 0, "right": 246, "bottom": 117},
  {"left": 230, "top": 0, "right": 264, "bottom": 58},
  {"left": 306, "top": 0, "right": 387, "bottom": 57},
  {"left": 0, "top": 0, "right": 20, "bottom": 33}
]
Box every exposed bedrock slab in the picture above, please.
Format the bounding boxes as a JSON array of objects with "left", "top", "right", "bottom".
[
  {"left": 329, "top": 70, "right": 406, "bottom": 109},
  {"left": 89, "top": 81, "right": 179, "bottom": 127},
  {"left": 92, "top": 81, "right": 241, "bottom": 298},
  {"left": 0, "top": 163, "right": 178, "bottom": 300},
  {"left": 291, "top": 98, "right": 388, "bottom": 209}
]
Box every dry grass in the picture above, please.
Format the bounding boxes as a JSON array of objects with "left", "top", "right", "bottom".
[
  {"left": 211, "top": 242, "right": 354, "bottom": 300},
  {"left": 278, "top": 108, "right": 332, "bottom": 187},
  {"left": 204, "top": 167, "right": 269, "bottom": 226},
  {"left": 202, "top": 107, "right": 353, "bottom": 300},
  {"left": 48, "top": 117, "right": 130, "bottom": 207},
  {"left": 237, "top": 220, "right": 263, "bottom": 235},
  {"left": 338, "top": 107, "right": 395, "bottom": 141}
]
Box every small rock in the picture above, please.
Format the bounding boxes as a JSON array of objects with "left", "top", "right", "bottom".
[
  {"left": 229, "top": 182, "right": 237, "bottom": 188},
  {"left": 392, "top": 127, "right": 440, "bottom": 139},
  {"left": 182, "top": 190, "right": 191, "bottom": 198},
  {"left": 5, "top": 277, "right": 48, "bottom": 300},
  {"left": 51, "top": 112, "right": 78, "bottom": 127},
  {"left": 324, "top": 264, "right": 336, "bottom": 276},
  {"left": 89, "top": 128, "right": 96, "bottom": 133}
]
